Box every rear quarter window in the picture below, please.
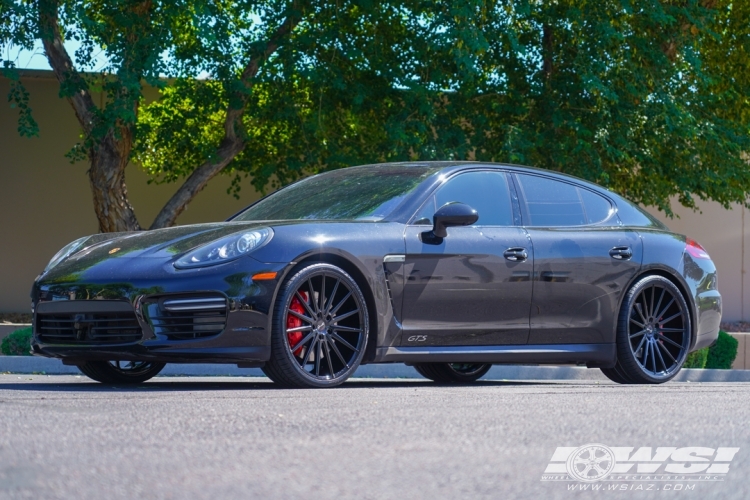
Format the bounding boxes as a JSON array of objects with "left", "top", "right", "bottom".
[
  {"left": 614, "top": 197, "right": 669, "bottom": 229},
  {"left": 578, "top": 188, "right": 613, "bottom": 224}
]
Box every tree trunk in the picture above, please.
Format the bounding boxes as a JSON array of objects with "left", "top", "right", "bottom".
[
  {"left": 39, "top": 0, "right": 141, "bottom": 233},
  {"left": 40, "top": 0, "right": 301, "bottom": 232},
  {"left": 542, "top": 24, "right": 554, "bottom": 80},
  {"left": 89, "top": 133, "right": 142, "bottom": 233}
]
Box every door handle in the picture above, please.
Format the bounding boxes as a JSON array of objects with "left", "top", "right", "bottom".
[
  {"left": 609, "top": 246, "right": 633, "bottom": 260},
  {"left": 504, "top": 247, "right": 528, "bottom": 262}
]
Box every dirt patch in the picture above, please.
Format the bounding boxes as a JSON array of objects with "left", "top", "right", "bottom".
[
  {"left": 0, "top": 313, "right": 32, "bottom": 324},
  {"left": 720, "top": 321, "right": 750, "bottom": 333}
]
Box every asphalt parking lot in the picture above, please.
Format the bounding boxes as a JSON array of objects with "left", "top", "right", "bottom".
[{"left": 1, "top": 375, "right": 748, "bottom": 499}]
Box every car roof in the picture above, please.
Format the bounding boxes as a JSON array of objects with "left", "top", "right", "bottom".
[
  {"left": 358, "top": 161, "right": 665, "bottom": 229},
  {"left": 234, "top": 161, "right": 611, "bottom": 204},
  {"left": 229, "top": 161, "right": 666, "bottom": 230},
  {"left": 352, "top": 160, "right": 614, "bottom": 197}
]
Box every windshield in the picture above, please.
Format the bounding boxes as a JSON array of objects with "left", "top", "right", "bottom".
[{"left": 232, "top": 165, "right": 441, "bottom": 221}]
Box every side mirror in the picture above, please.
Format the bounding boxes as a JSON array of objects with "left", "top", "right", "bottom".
[{"left": 421, "top": 202, "right": 478, "bottom": 244}]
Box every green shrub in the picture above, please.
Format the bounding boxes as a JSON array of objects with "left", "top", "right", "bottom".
[
  {"left": 1, "top": 327, "right": 33, "bottom": 356},
  {"left": 683, "top": 347, "right": 708, "bottom": 369},
  {"left": 705, "top": 330, "right": 739, "bottom": 369}
]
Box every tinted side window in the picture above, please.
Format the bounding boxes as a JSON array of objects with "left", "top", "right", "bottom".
[
  {"left": 578, "top": 188, "right": 613, "bottom": 224},
  {"left": 414, "top": 171, "right": 514, "bottom": 226},
  {"left": 516, "top": 174, "right": 611, "bottom": 226},
  {"left": 615, "top": 197, "right": 667, "bottom": 229}
]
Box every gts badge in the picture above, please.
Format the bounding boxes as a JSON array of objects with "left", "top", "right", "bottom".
[{"left": 407, "top": 335, "right": 428, "bottom": 342}]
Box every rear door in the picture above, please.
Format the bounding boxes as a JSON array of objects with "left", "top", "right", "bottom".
[
  {"left": 513, "top": 173, "right": 642, "bottom": 345},
  {"left": 400, "top": 170, "right": 533, "bottom": 347}
]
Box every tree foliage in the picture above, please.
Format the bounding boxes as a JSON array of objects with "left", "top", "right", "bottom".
[
  {"left": 2, "top": 1, "right": 749, "bottom": 232},
  {"left": 706, "top": 330, "right": 739, "bottom": 369},
  {"left": 0, "top": 328, "right": 32, "bottom": 356}
]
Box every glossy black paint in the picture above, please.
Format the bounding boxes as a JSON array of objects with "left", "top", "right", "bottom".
[
  {"left": 30, "top": 162, "right": 722, "bottom": 369},
  {"left": 400, "top": 225, "right": 533, "bottom": 346},
  {"left": 427, "top": 202, "right": 479, "bottom": 240},
  {"left": 525, "top": 227, "right": 643, "bottom": 344}
]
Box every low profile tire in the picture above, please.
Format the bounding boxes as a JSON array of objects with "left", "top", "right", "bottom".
[
  {"left": 263, "top": 263, "right": 369, "bottom": 388},
  {"left": 608, "top": 275, "right": 691, "bottom": 384},
  {"left": 413, "top": 363, "right": 492, "bottom": 383},
  {"left": 76, "top": 360, "right": 165, "bottom": 384},
  {"left": 600, "top": 366, "right": 632, "bottom": 384},
  {"left": 260, "top": 365, "right": 280, "bottom": 384}
]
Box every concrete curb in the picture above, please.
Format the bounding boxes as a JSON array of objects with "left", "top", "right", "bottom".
[{"left": 1, "top": 356, "right": 749, "bottom": 381}]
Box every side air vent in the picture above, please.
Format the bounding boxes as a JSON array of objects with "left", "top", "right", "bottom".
[
  {"left": 148, "top": 295, "right": 228, "bottom": 341},
  {"left": 383, "top": 266, "right": 395, "bottom": 305}
]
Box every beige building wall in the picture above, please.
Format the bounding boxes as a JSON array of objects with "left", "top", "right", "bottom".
[
  {"left": 645, "top": 202, "right": 749, "bottom": 323},
  {"left": 0, "top": 71, "right": 263, "bottom": 313},
  {"left": 1, "top": 71, "right": 748, "bottom": 321}
]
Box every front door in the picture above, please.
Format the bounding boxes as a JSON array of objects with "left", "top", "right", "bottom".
[{"left": 400, "top": 170, "right": 533, "bottom": 346}]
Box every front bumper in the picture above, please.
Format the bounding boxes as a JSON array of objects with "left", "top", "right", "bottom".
[
  {"left": 31, "top": 299, "right": 272, "bottom": 364},
  {"left": 31, "top": 259, "right": 289, "bottom": 364}
]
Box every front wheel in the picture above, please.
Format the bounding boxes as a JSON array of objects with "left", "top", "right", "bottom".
[
  {"left": 263, "top": 263, "right": 369, "bottom": 388},
  {"left": 77, "top": 360, "right": 166, "bottom": 384},
  {"left": 414, "top": 363, "right": 492, "bottom": 383},
  {"left": 605, "top": 275, "right": 691, "bottom": 384}
]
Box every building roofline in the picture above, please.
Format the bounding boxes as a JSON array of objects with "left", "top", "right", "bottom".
[{"left": 1, "top": 68, "right": 58, "bottom": 80}]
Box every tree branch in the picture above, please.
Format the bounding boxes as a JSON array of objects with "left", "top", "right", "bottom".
[
  {"left": 150, "top": 6, "right": 303, "bottom": 229},
  {"left": 542, "top": 24, "right": 554, "bottom": 80},
  {"left": 38, "top": 0, "right": 98, "bottom": 134}
]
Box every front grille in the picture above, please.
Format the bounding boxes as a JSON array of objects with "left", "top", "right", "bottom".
[
  {"left": 148, "top": 295, "right": 228, "bottom": 341},
  {"left": 36, "top": 308, "right": 142, "bottom": 345}
]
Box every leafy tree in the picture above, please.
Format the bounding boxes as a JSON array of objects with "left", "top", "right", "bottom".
[
  {"left": 394, "top": 0, "right": 750, "bottom": 215},
  {"left": 2, "top": 1, "right": 749, "bottom": 233},
  {"left": 1, "top": 0, "right": 483, "bottom": 231}
]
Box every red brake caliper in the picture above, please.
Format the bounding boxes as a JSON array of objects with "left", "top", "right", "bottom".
[{"left": 287, "top": 291, "right": 309, "bottom": 357}]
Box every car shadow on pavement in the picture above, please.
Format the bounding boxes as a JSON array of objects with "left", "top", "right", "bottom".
[{"left": 0, "top": 377, "right": 567, "bottom": 393}]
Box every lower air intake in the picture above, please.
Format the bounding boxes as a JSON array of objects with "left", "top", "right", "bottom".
[
  {"left": 35, "top": 300, "right": 142, "bottom": 345},
  {"left": 149, "top": 295, "right": 228, "bottom": 341}
]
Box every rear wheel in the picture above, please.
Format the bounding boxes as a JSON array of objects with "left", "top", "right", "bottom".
[
  {"left": 76, "top": 360, "right": 165, "bottom": 384},
  {"left": 604, "top": 275, "right": 691, "bottom": 384},
  {"left": 263, "top": 263, "right": 368, "bottom": 388},
  {"left": 414, "top": 363, "right": 491, "bottom": 383}
]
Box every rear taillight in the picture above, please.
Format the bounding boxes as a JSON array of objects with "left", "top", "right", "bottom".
[{"left": 685, "top": 238, "right": 710, "bottom": 260}]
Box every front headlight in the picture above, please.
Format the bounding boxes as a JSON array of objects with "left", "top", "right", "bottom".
[
  {"left": 44, "top": 236, "right": 90, "bottom": 273},
  {"left": 174, "top": 228, "right": 273, "bottom": 269}
]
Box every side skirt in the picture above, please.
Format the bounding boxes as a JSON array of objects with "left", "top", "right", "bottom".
[{"left": 375, "top": 343, "right": 616, "bottom": 368}]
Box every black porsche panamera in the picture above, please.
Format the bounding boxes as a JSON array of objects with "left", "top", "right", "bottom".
[{"left": 31, "top": 162, "right": 722, "bottom": 387}]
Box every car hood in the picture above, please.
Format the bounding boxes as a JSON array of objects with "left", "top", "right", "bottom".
[{"left": 41, "top": 221, "right": 270, "bottom": 281}]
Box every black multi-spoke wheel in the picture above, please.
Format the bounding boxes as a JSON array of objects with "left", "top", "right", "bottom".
[
  {"left": 604, "top": 275, "right": 691, "bottom": 384},
  {"left": 76, "top": 360, "right": 165, "bottom": 384},
  {"left": 413, "top": 362, "right": 491, "bottom": 383},
  {"left": 263, "top": 263, "right": 368, "bottom": 388}
]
